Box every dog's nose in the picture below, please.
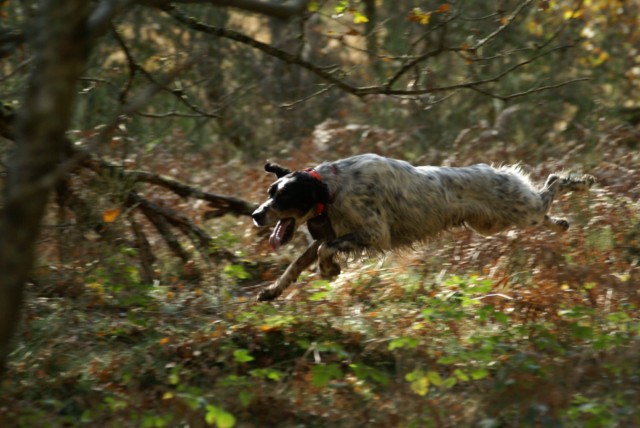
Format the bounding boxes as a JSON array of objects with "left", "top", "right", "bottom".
[{"left": 252, "top": 209, "right": 266, "bottom": 227}]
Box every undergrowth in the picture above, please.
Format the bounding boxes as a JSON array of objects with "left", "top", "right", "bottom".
[{"left": 1, "top": 122, "right": 639, "bottom": 427}]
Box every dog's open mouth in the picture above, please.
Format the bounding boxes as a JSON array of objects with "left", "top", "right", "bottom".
[{"left": 269, "top": 218, "right": 296, "bottom": 250}]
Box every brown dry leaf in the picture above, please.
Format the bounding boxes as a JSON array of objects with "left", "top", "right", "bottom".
[{"left": 102, "top": 207, "right": 122, "bottom": 223}]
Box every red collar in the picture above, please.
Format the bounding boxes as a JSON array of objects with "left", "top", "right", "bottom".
[
  {"left": 306, "top": 168, "right": 323, "bottom": 182},
  {"left": 305, "top": 168, "right": 328, "bottom": 216}
]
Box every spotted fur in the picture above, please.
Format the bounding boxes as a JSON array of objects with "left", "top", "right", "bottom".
[{"left": 252, "top": 154, "right": 595, "bottom": 301}]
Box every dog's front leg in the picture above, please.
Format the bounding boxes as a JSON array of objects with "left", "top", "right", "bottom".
[
  {"left": 318, "top": 231, "right": 376, "bottom": 279},
  {"left": 257, "top": 240, "right": 321, "bottom": 301}
]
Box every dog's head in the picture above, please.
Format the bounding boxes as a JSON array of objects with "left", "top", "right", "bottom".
[{"left": 252, "top": 162, "right": 330, "bottom": 250}]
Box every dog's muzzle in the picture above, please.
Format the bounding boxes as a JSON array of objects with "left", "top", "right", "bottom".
[{"left": 252, "top": 205, "right": 269, "bottom": 227}]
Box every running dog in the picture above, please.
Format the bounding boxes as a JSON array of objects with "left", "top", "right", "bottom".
[{"left": 252, "top": 154, "right": 595, "bottom": 301}]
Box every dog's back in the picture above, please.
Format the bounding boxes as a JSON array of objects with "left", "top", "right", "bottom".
[{"left": 316, "top": 154, "right": 544, "bottom": 248}]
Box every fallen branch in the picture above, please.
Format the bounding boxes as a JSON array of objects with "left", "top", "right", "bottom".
[
  {"left": 123, "top": 169, "right": 257, "bottom": 217},
  {"left": 130, "top": 192, "right": 192, "bottom": 263},
  {"left": 128, "top": 214, "right": 156, "bottom": 283},
  {"left": 125, "top": 187, "right": 238, "bottom": 262},
  {"left": 2, "top": 106, "right": 253, "bottom": 277}
]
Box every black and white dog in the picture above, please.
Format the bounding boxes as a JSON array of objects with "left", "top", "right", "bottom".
[{"left": 252, "top": 154, "right": 595, "bottom": 301}]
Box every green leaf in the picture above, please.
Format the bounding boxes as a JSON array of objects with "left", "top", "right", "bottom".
[
  {"left": 205, "top": 405, "right": 236, "bottom": 428},
  {"left": 443, "top": 376, "right": 457, "bottom": 388},
  {"left": 309, "top": 291, "right": 329, "bottom": 301},
  {"left": 353, "top": 11, "right": 369, "bottom": 24},
  {"left": 233, "top": 349, "right": 254, "bottom": 363},
  {"left": 437, "top": 355, "right": 458, "bottom": 365},
  {"left": 427, "top": 370, "right": 443, "bottom": 387},
  {"left": 606, "top": 311, "right": 631, "bottom": 323},
  {"left": 494, "top": 311, "right": 509, "bottom": 325},
  {"left": 335, "top": 0, "right": 348, "bottom": 14},
  {"left": 454, "top": 369, "right": 469, "bottom": 381},
  {"left": 470, "top": 368, "right": 489, "bottom": 380},
  {"left": 224, "top": 264, "right": 250, "bottom": 280},
  {"left": 405, "top": 370, "right": 429, "bottom": 396},
  {"left": 307, "top": 0, "right": 319, "bottom": 12},
  {"left": 350, "top": 363, "right": 390, "bottom": 385},
  {"left": 388, "top": 337, "right": 418, "bottom": 351},
  {"left": 311, "top": 363, "right": 342, "bottom": 387},
  {"left": 238, "top": 391, "right": 253, "bottom": 407},
  {"left": 250, "top": 368, "right": 282, "bottom": 381},
  {"left": 570, "top": 324, "right": 594, "bottom": 340}
]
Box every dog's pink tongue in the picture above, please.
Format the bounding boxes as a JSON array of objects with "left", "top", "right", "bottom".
[{"left": 269, "top": 219, "right": 289, "bottom": 250}]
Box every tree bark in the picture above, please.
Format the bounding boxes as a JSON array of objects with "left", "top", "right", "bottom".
[{"left": 0, "top": 0, "right": 94, "bottom": 378}]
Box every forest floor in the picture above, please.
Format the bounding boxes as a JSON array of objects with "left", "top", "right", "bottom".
[{"left": 2, "top": 120, "right": 640, "bottom": 427}]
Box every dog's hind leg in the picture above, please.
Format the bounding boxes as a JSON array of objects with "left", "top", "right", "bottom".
[
  {"left": 540, "top": 174, "right": 596, "bottom": 208},
  {"left": 543, "top": 215, "right": 570, "bottom": 232},
  {"left": 539, "top": 174, "right": 596, "bottom": 232},
  {"left": 257, "top": 240, "right": 321, "bottom": 301}
]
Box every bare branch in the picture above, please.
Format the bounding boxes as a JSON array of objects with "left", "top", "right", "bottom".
[
  {"left": 470, "top": 77, "right": 591, "bottom": 101},
  {"left": 0, "top": 27, "right": 26, "bottom": 58},
  {"left": 4, "top": 57, "right": 205, "bottom": 206},
  {"left": 279, "top": 84, "right": 335, "bottom": 110},
  {"left": 123, "top": 169, "right": 258, "bottom": 216},
  {"left": 110, "top": 25, "right": 137, "bottom": 104},
  {"left": 140, "top": 0, "right": 312, "bottom": 19},
  {"left": 164, "top": 5, "right": 585, "bottom": 102},
  {"left": 136, "top": 111, "right": 215, "bottom": 118},
  {"left": 127, "top": 191, "right": 236, "bottom": 262},
  {"left": 163, "top": 6, "right": 359, "bottom": 94},
  {"left": 110, "top": 25, "right": 218, "bottom": 118},
  {"left": 473, "top": 0, "right": 534, "bottom": 51},
  {"left": 128, "top": 215, "right": 156, "bottom": 283},
  {"left": 3, "top": 104, "right": 255, "bottom": 220},
  {"left": 386, "top": 19, "right": 451, "bottom": 89},
  {"left": 130, "top": 192, "right": 192, "bottom": 262},
  {"left": 87, "top": 0, "right": 134, "bottom": 39}
]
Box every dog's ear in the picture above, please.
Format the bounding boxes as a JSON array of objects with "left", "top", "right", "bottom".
[{"left": 264, "top": 162, "right": 292, "bottom": 178}]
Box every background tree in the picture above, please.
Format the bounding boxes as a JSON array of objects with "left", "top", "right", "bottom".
[{"left": 0, "top": 0, "right": 314, "bottom": 380}]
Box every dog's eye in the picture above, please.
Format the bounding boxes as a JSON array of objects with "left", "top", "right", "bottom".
[{"left": 277, "top": 190, "right": 291, "bottom": 202}]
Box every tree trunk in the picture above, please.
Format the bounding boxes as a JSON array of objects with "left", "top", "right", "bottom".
[{"left": 0, "top": 0, "right": 94, "bottom": 378}]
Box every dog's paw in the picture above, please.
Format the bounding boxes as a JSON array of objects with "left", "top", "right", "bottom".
[
  {"left": 555, "top": 219, "right": 570, "bottom": 231},
  {"left": 544, "top": 174, "right": 559, "bottom": 188},
  {"left": 257, "top": 287, "right": 282, "bottom": 302},
  {"left": 560, "top": 174, "right": 597, "bottom": 192},
  {"left": 581, "top": 174, "right": 597, "bottom": 189},
  {"left": 544, "top": 215, "right": 570, "bottom": 233},
  {"left": 319, "top": 259, "right": 341, "bottom": 279}
]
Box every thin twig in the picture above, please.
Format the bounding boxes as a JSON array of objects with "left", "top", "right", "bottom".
[
  {"left": 470, "top": 77, "right": 590, "bottom": 101},
  {"left": 136, "top": 111, "right": 216, "bottom": 118},
  {"left": 279, "top": 84, "right": 335, "bottom": 110},
  {"left": 0, "top": 58, "right": 33, "bottom": 82},
  {"left": 140, "top": 0, "right": 312, "bottom": 19},
  {"left": 3, "top": 58, "right": 201, "bottom": 205},
  {"left": 473, "top": 0, "right": 534, "bottom": 51},
  {"left": 111, "top": 24, "right": 218, "bottom": 117},
  {"left": 164, "top": 5, "right": 584, "bottom": 101}
]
